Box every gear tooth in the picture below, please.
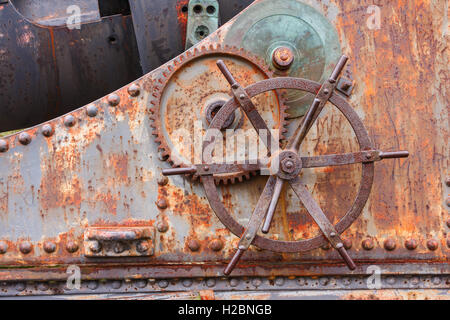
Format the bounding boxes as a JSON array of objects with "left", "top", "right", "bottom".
[
  {"left": 209, "top": 44, "right": 214, "bottom": 50},
  {"left": 194, "top": 47, "right": 199, "bottom": 55},
  {"left": 217, "top": 43, "right": 222, "bottom": 50},
  {"left": 167, "top": 65, "right": 173, "bottom": 72}
]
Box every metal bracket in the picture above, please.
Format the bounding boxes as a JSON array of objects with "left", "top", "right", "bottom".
[
  {"left": 84, "top": 227, "right": 155, "bottom": 257},
  {"left": 185, "top": 0, "right": 219, "bottom": 49}
]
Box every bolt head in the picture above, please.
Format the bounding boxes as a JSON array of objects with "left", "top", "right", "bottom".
[
  {"left": 19, "top": 241, "right": 32, "bottom": 254},
  {"left": 0, "top": 241, "right": 8, "bottom": 254},
  {"left": 41, "top": 124, "right": 54, "bottom": 137},
  {"left": 206, "top": 279, "right": 216, "bottom": 287},
  {"left": 0, "top": 139, "right": 8, "bottom": 153},
  {"left": 108, "top": 93, "right": 120, "bottom": 106},
  {"left": 446, "top": 177, "right": 450, "bottom": 187},
  {"left": 272, "top": 46, "right": 294, "bottom": 70},
  {"left": 157, "top": 221, "right": 169, "bottom": 233},
  {"left": 446, "top": 197, "right": 450, "bottom": 208},
  {"left": 343, "top": 239, "right": 352, "bottom": 250},
  {"left": 383, "top": 239, "right": 396, "bottom": 251},
  {"left": 182, "top": 279, "right": 193, "bottom": 287},
  {"left": 89, "top": 240, "right": 102, "bottom": 253},
  {"left": 229, "top": 278, "right": 240, "bottom": 287},
  {"left": 188, "top": 239, "right": 200, "bottom": 252},
  {"left": 362, "top": 238, "right": 374, "bottom": 250},
  {"left": 64, "top": 115, "right": 76, "bottom": 127},
  {"left": 426, "top": 239, "right": 439, "bottom": 251},
  {"left": 18, "top": 132, "right": 31, "bottom": 145},
  {"left": 86, "top": 105, "right": 98, "bottom": 117},
  {"left": 66, "top": 241, "right": 79, "bottom": 253},
  {"left": 209, "top": 239, "right": 223, "bottom": 252},
  {"left": 114, "top": 242, "right": 126, "bottom": 254},
  {"left": 111, "top": 280, "right": 122, "bottom": 289},
  {"left": 157, "top": 175, "right": 169, "bottom": 186},
  {"left": 128, "top": 84, "right": 140, "bottom": 97},
  {"left": 137, "top": 240, "right": 150, "bottom": 253},
  {"left": 43, "top": 241, "right": 56, "bottom": 253},
  {"left": 405, "top": 239, "right": 418, "bottom": 250},
  {"left": 156, "top": 198, "right": 168, "bottom": 209}
]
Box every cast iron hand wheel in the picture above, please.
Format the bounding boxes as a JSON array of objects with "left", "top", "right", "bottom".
[{"left": 163, "top": 55, "right": 409, "bottom": 275}]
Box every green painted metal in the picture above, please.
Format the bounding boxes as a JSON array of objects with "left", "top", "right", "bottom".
[
  {"left": 185, "top": 0, "right": 219, "bottom": 49},
  {"left": 224, "top": 0, "right": 342, "bottom": 117}
]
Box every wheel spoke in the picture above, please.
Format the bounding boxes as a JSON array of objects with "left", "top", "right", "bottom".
[
  {"left": 261, "top": 177, "right": 284, "bottom": 234},
  {"left": 217, "top": 60, "right": 277, "bottom": 153},
  {"left": 224, "top": 175, "right": 277, "bottom": 275},
  {"left": 301, "top": 150, "right": 409, "bottom": 168},
  {"left": 286, "top": 55, "right": 349, "bottom": 152},
  {"left": 288, "top": 176, "right": 356, "bottom": 270}
]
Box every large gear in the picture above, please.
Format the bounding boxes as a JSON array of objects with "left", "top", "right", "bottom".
[{"left": 150, "top": 43, "right": 288, "bottom": 184}]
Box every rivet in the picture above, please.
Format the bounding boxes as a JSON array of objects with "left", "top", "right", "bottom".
[
  {"left": 405, "top": 239, "right": 418, "bottom": 250},
  {"left": 128, "top": 84, "right": 140, "bottom": 97},
  {"left": 343, "top": 239, "right": 352, "bottom": 250},
  {"left": 383, "top": 239, "right": 396, "bottom": 251},
  {"left": 135, "top": 279, "right": 147, "bottom": 288},
  {"left": 342, "top": 278, "right": 351, "bottom": 286},
  {"left": 239, "top": 94, "right": 245, "bottom": 100},
  {"left": 157, "top": 221, "right": 169, "bottom": 233},
  {"left": 209, "top": 239, "right": 223, "bottom": 251},
  {"left": 426, "top": 239, "right": 438, "bottom": 251},
  {"left": 386, "top": 277, "right": 396, "bottom": 285},
  {"left": 204, "top": 165, "right": 209, "bottom": 171},
  {"left": 411, "top": 277, "right": 419, "bottom": 286},
  {"left": 206, "top": 279, "right": 216, "bottom": 287},
  {"left": 66, "top": 241, "right": 79, "bottom": 253},
  {"left": 64, "top": 115, "right": 76, "bottom": 127},
  {"left": 43, "top": 241, "right": 56, "bottom": 253},
  {"left": 136, "top": 240, "right": 149, "bottom": 253},
  {"left": 0, "top": 139, "right": 8, "bottom": 153},
  {"left": 231, "top": 84, "right": 239, "bottom": 90},
  {"left": 274, "top": 277, "right": 285, "bottom": 286},
  {"left": 251, "top": 278, "right": 262, "bottom": 287},
  {"left": 19, "top": 241, "right": 32, "bottom": 254},
  {"left": 158, "top": 280, "right": 169, "bottom": 288},
  {"left": 111, "top": 280, "right": 122, "bottom": 289},
  {"left": 15, "top": 282, "right": 25, "bottom": 292},
  {"left": 229, "top": 278, "right": 240, "bottom": 287},
  {"left": 113, "top": 242, "right": 126, "bottom": 254},
  {"left": 157, "top": 175, "right": 169, "bottom": 186},
  {"left": 432, "top": 277, "right": 441, "bottom": 285},
  {"left": 445, "top": 177, "right": 450, "bottom": 187},
  {"left": 182, "top": 279, "right": 193, "bottom": 287},
  {"left": 89, "top": 240, "right": 102, "bottom": 253},
  {"left": 362, "top": 238, "right": 374, "bottom": 250},
  {"left": 447, "top": 218, "right": 450, "bottom": 228},
  {"left": 297, "top": 278, "right": 306, "bottom": 286},
  {"left": 86, "top": 105, "right": 98, "bottom": 117},
  {"left": 108, "top": 93, "right": 120, "bottom": 106},
  {"left": 156, "top": 198, "right": 168, "bottom": 209},
  {"left": 41, "top": 124, "right": 54, "bottom": 137},
  {"left": 446, "top": 197, "right": 450, "bottom": 208},
  {"left": 323, "top": 89, "right": 330, "bottom": 95},
  {"left": 330, "top": 232, "right": 336, "bottom": 237},
  {"left": 319, "top": 277, "right": 329, "bottom": 286},
  {"left": 38, "top": 283, "right": 49, "bottom": 291},
  {"left": 18, "top": 132, "right": 31, "bottom": 145},
  {"left": 188, "top": 239, "right": 200, "bottom": 252},
  {"left": 0, "top": 241, "right": 8, "bottom": 254},
  {"left": 88, "top": 281, "right": 98, "bottom": 290}
]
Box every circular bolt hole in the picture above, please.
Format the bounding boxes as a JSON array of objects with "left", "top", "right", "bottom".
[
  {"left": 193, "top": 4, "right": 202, "bottom": 14},
  {"left": 108, "top": 35, "right": 117, "bottom": 45},
  {"left": 206, "top": 6, "right": 216, "bottom": 14},
  {"left": 181, "top": 5, "right": 188, "bottom": 13},
  {"left": 195, "top": 25, "right": 209, "bottom": 40}
]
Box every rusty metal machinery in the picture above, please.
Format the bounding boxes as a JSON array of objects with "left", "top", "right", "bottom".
[{"left": 0, "top": 0, "right": 448, "bottom": 300}]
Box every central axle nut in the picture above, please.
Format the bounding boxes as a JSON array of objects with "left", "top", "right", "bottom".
[
  {"left": 281, "top": 159, "right": 296, "bottom": 174},
  {"left": 272, "top": 46, "right": 295, "bottom": 70}
]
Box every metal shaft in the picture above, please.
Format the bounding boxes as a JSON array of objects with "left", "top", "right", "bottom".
[{"left": 261, "top": 178, "right": 284, "bottom": 234}]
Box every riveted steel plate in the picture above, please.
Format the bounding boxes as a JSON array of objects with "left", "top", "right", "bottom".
[{"left": 0, "top": 0, "right": 448, "bottom": 295}]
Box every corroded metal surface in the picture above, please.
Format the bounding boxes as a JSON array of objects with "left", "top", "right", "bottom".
[{"left": 0, "top": 0, "right": 448, "bottom": 296}]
